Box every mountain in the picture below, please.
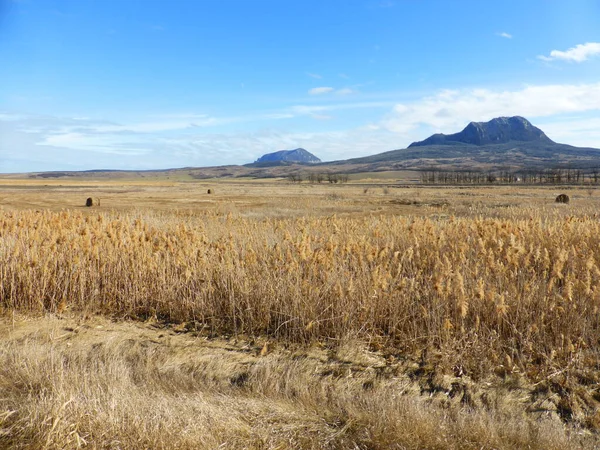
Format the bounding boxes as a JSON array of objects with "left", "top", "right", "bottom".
[
  {"left": 408, "top": 116, "right": 552, "bottom": 147},
  {"left": 253, "top": 148, "right": 321, "bottom": 165},
  {"left": 22, "top": 117, "right": 600, "bottom": 180},
  {"left": 336, "top": 116, "right": 600, "bottom": 171}
]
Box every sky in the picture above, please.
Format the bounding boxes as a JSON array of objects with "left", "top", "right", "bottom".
[{"left": 1, "top": 0, "right": 600, "bottom": 172}]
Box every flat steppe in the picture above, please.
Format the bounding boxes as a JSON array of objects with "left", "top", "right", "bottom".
[
  {"left": 0, "top": 175, "right": 595, "bottom": 216},
  {"left": 1, "top": 174, "right": 600, "bottom": 449}
]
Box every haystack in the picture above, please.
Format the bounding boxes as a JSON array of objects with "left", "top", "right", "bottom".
[{"left": 85, "top": 197, "right": 101, "bottom": 207}]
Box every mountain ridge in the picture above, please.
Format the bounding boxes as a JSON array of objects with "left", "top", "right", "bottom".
[
  {"left": 408, "top": 116, "right": 553, "bottom": 148},
  {"left": 330, "top": 115, "right": 600, "bottom": 171},
  {"left": 253, "top": 148, "right": 321, "bottom": 165},
  {"left": 17, "top": 116, "right": 600, "bottom": 179}
]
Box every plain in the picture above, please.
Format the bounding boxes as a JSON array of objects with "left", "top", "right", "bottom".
[{"left": 1, "top": 176, "right": 599, "bottom": 449}]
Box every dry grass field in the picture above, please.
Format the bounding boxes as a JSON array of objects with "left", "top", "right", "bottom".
[{"left": 1, "top": 176, "right": 600, "bottom": 449}]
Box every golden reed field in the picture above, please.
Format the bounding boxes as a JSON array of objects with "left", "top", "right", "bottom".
[{"left": 1, "top": 178, "right": 600, "bottom": 449}]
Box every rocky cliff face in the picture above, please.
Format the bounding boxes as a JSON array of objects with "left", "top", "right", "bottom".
[
  {"left": 409, "top": 116, "right": 553, "bottom": 147},
  {"left": 255, "top": 148, "right": 321, "bottom": 164}
]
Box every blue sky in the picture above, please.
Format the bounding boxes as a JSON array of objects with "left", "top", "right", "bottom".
[{"left": 1, "top": 0, "right": 600, "bottom": 172}]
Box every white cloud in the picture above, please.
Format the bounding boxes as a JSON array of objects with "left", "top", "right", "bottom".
[
  {"left": 0, "top": 108, "right": 405, "bottom": 171},
  {"left": 290, "top": 101, "right": 392, "bottom": 116},
  {"left": 536, "top": 116, "right": 600, "bottom": 148},
  {"left": 308, "top": 86, "right": 358, "bottom": 96},
  {"left": 497, "top": 32, "right": 512, "bottom": 39},
  {"left": 382, "top": 82, "right": 600, "bottom": 134},
  {"left": 538, "top": 42, "right": 600, "bottom": 63},
  {"left": 4, "top": 81, "right": 600, "bottom": 172},
  {"left": 163, "top": 127, "right": 403, "bottom": 164},
  {"left": 336, "top": 88, "right": 357, "bottom": 96},
  {"left": 306, "top": 72, "right": 322, "bottom": 79},
  {"left": 308, "top": 87, "right": 335, "bottom": 95},
  {"left": 0, "top": 102, "right": 392, "bottom": 170},
  {"left": 14, "top": 112, "right": 298, "bottom": 139}
]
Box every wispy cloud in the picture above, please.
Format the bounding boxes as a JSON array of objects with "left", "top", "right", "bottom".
[
  {"left": 0, "top": 111, "right": 403, "bottom": 170},
  {"left": 0, "top": 98, "right": 398, "bottom": 171},
  {"left": 538, "top": 116, "right": 600, "bottom": 148},
  {"left": 497, "top": 32, "right": 512, "bottom": 39},
  {"left": 306, "top": 72, "right": 322, "bottom": 79},
  {"left": 290, "top": 101, "right": 391, "bottom": 116},
  {"left": 382, "top": 82, "right": 600, "bottom": 135},
  {"left": 5, "top": 80, "right": 600, "bottom": 172},
  {"left": 538, "top": 42, "right": 600, "bottom": 63},
  {"left": 308, "top": 87, "right": 335, "bottom": 95},
  {"left": 308, "top": 86, "right": 358, "bottom": 96}
]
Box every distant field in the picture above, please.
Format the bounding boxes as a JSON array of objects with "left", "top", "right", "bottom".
[
  {"left": 0, "top": 176, "right": 597, "bottom": 214},
  {"left": 345, "top": 170, "right": 421, "bottom": 182},
  {"left": 1, "top": 178, "right": 600, "bottom": 449}
]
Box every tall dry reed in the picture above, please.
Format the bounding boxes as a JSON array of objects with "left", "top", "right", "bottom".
[{"left": 1, "top": 209, "right": 599, "bottom": 374}]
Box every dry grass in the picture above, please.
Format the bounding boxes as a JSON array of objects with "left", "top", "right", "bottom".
[
  {"left": 2, "top": 207, "right": 600, "bottom": 373},
  {"left": 0, "top": 177, "right": 597, "bottom": 217},
  {"left": 1, "top": 180, "right": 600, "bottom": 448},
  {"left": 0, "top": 315, "right": 593, "bottom": 449}
]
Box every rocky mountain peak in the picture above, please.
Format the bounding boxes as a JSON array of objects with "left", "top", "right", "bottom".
[
  {"left": 254, "top": 148, "right": 321, "bottom": 164},
  {"left": 409, "top": 116, "right": 553, "bottom": 147}
]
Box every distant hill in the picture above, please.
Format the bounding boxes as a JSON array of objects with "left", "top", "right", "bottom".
[
  {"left": 337, "top": 116, "right": 600, "bottom": 171},
  {"left": 252, "top": 148, "right": 321, "bottom": 165},
  {"left": 20, "top": 116, "right": 600, "bottom": 180},
  {"left": 408, "top": 116, "right": 552, "bottom": 147}
]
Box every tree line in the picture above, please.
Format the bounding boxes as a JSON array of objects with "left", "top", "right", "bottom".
[
  {"left": 419, "top": 167, "right": 600, "bottom": 185},
  {"left": 288, "top": 173, "right": 350, "bottom": 184}
]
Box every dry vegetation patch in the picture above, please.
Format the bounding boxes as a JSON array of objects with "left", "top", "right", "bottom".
[
  {"left": 0, "top": 315, "right": 595, "bottom": 449},
  {"left": 2, "top": 208, "right": 600, "bottom": 375},
  {"left": 1, "top": 181, "right": 600, "bottom": 447}
]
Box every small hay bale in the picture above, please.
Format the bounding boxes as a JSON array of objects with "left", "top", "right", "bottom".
[
  {"left": 207, "top": 189, "right": 213, "bottom": 194},
  {"left": 555, "top": 194, "right": 570, "bottom": 204},
  {"left": 85, "top": 197, "right": 100, "bottom": 207}
]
